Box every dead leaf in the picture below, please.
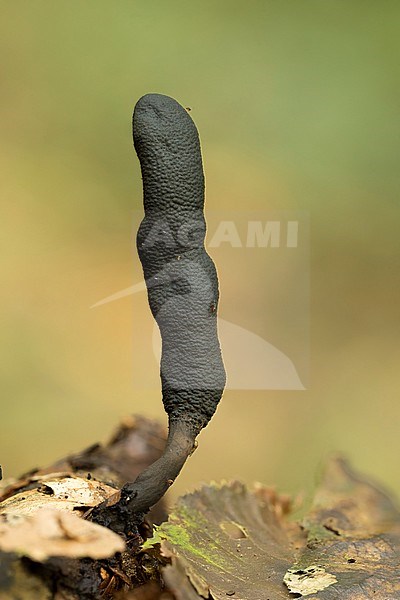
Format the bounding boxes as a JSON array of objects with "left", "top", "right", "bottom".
[
  {"left": 0, "top": 414, "right": 168, "bottom": 524},
  {"left": 143, "top": 459, "right": 400, "bottom": 600},
  {"left": 0, "top": 475, "right": 118, "bottom": 524},
  {"left": 286, "top": 458, "right": 400, "bottom": 599},
  {"left": 0, "top": 508, "right": 125, "bottom": 560},
  {"left": 0, "top": 416, "right": 168, "bottom": 598},
  {"left": 146, "top": 480, "right": 301, "bottom": 599},
  {"left": 163, "top": 556, "right": 212, "bottom": 600}
]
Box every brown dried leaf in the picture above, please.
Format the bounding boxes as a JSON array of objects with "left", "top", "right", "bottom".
[
  {"left": 286, "top": 458, "right": 400, "bottom": 598},
  {"left": 0, "top": 508, "right": 125, "bottom": 560},
  {"left": 143, "top": 459, "right": 400, "bottom": 600},
  {"left": 0, "top": 470, "right": 126, "bottom": 564},
  {"left": 147, "top": 480, "right": 302, "bottom": 599},
  {"left": 0, "top": 415, "right": 168, "bottom": 524},
  {"left": 0, "top": 475, "right": 118, "bottom": 523}
]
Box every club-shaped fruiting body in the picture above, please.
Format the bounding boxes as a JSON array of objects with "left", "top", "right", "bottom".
[
  {"left": 134, "top": 93, "right": 226, "bottom": 435},
  {"left": 91, "top": 95, "right": 226, "bottom": 521}
]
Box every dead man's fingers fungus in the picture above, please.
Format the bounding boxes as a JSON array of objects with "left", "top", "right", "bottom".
[
  {"left": 92, "top": 94, "right": 225, "bottom": 522},
  {"left": 134, "top": 93, "right": 226, "bottom": 436}
]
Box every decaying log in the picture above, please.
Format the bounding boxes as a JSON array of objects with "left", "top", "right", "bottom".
[
  {"left": 0, "top": 415, "right": 168, "bottom": 599},
  {"left": 1, "top": 421, "right": 399, "bottom": 600}
]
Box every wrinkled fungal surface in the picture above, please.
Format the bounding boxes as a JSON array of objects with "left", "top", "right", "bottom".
[
  {"left": 134, "top": 93, "right": 226, "bottom": 434},
  {"left": 92, "top": 94, "right": 226, "bottom": 522}
]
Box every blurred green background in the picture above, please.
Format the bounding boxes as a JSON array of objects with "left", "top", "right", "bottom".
[{"left": 1, "top": 1, "right": 399, "bottom": 508}]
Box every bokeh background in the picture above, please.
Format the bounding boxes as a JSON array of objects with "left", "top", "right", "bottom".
[{"left": 1, "top": 1, "right": 399, "bottom": 509}]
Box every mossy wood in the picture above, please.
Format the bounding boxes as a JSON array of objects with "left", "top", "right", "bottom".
[{"left": 1, "top": 422, "right": 399, "bottom": 599}]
